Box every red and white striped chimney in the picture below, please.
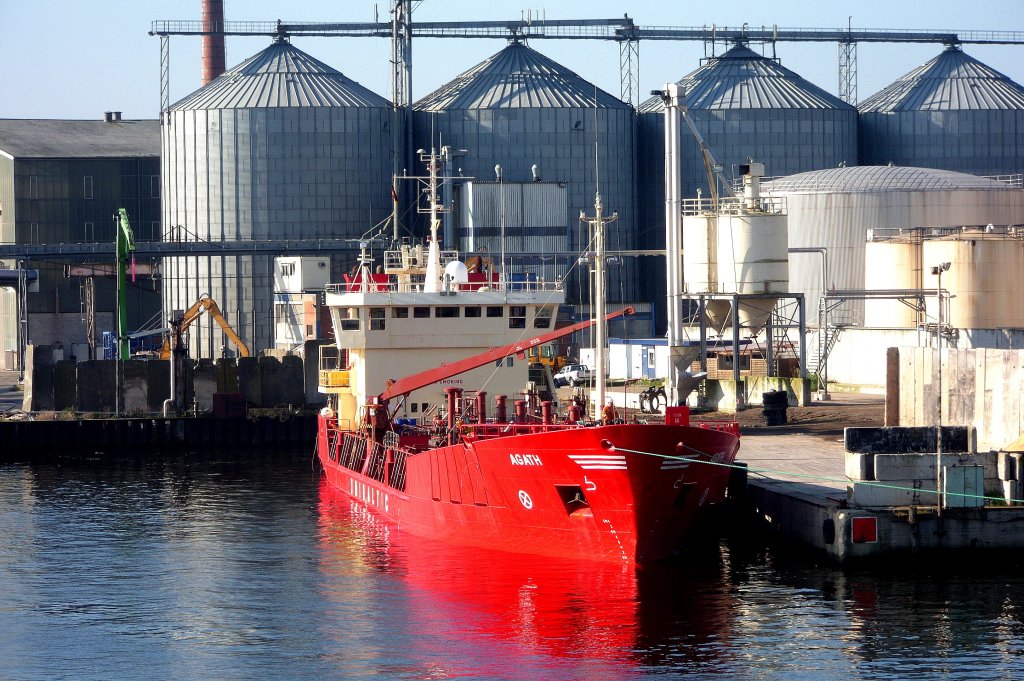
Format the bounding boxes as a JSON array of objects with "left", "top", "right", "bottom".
[{"left": 201, "top": 0, "right": 226, "bottom": 85}]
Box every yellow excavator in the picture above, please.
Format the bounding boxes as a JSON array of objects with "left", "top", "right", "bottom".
[{"left": 159, "top": 294, "right": 250, "bottom": 359}]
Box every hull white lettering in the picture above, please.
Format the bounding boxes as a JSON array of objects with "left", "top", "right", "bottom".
[{"left": 510, "top": 453, "right": 543, "bottom": 466}]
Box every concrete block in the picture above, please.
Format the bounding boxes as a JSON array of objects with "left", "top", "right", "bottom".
[
  {"left": 122, "top": 360, "right": 150, "bottom": 414},
  {"left": 850, "top": 479, "right": 939, "bottom": 508},
  {"left": 978, "top": 450, "right": 999, "bottom": 480},
  {"left": 281, "top": 355, "right": 305, "bottom": 407},
  {"left": 216, "top": 359, "right": 239, "bottom": 393},
  {"left": 76, "top": 360, "right": 116, "bottom": 413},
  {"left": 23, "top": 345, "right": 55, "bottom": 411},
  {"left": 1003, "top": 480, "right": 1023, "bottom": 506},
  {"left": 844, "top": 426, "right": 973, "bottom": 454},
  {"left": 238, "top": 357, "right": 261, "bottom": 406},
  {"left": 52, "top": 360, "right": 77, "bottom": 411},
  {"left": 874, "top": 453, "right": 969, "bottom": 480},
  {"left": 180, "top": 360, "right": 195, "bottom": 410},
  {"left": 844, "top": 452, "right": 874, "bottom": 481},
  {"left": 193, "top": 360, "right": 217, "bottom": 412},
  {"left": 147, "top": 360, "right": 170, "bottom": 412},
  {"left": 944, "top": 464, "right": 984, "bottom": 509},
  {"left": 303, "top": 339, "right": 325, "bottom": 407},
  {"left": 998, "top": 451, "right": 1018, "bottom": 481},
  {"left": 259, "top": 356, "right": 283, "bottom": 407}
]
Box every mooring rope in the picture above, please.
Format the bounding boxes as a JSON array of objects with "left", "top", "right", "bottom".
[{"left": 612, "top": 444, "right": 1024, "bottom": 506}]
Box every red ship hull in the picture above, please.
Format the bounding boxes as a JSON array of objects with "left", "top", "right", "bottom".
[{"left": 317, "top": 416, "right": 740, "bottom": 564}]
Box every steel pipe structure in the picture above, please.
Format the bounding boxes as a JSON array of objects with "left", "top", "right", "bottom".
[{"left": 150, "top": 17, "right": 1024, "bottom": 109}]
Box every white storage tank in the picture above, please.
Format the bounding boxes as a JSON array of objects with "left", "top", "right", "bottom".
[
  {"left": 682, "top": 165, "right": 789, "bottom": 334},
  {"left": 762, "top": 165, "right": 1024, "bottom": 327},
  {"left": 863, "top": 238, "right": 923, "bottom": 328},
  {"left": 923, "top": 235, "right": 1024, "bottom": 330}
]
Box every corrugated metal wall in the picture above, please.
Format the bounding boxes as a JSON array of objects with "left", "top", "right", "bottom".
[
  {"left": 0, "top": 155, "right": 16, "bottom": 364},
  {"left": 455, "top": 180, "right": 572, "bottom": 285},
  {"left": 859, "top": 109, "right": 1024, "bottom": 176},
  {"left": 858, "top": 47, "right": 1024, "bottom": 177},
  {"left": 162, "top": 105, "right": 392, "bottom": 356},
  {"left": 636, "top": 47, "right": 858, "bottom": 332},
  {"left": 415, "top": 106, "right": 636, "bottom": 304}
]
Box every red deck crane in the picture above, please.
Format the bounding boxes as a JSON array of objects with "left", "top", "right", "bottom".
[{"left": 378, "top": 306, "right": 634, "bottom": 403}]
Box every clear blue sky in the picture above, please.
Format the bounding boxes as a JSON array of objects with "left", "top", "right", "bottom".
[{"left": 2, "top": 0, "right": 1022, "bottom": 119}]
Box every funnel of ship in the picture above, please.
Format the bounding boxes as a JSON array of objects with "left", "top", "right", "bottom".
[{"left": 682, "top": 163, "right": 789, "bottom": 335}]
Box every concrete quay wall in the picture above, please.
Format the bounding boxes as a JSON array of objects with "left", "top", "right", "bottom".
[
  {"left": 888, "top": 347, "right": 1024, "bottom": 453},
  {"left": 22, "top": 347, "right": 319, "bottom": 414},
  {"left": 0, "top": 413, "right": 317, "bottom": 461}
]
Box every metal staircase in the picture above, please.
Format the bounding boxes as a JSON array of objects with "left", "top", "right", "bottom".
[{"left": 807, "top": 324, "right": 846, "bottom": 376}]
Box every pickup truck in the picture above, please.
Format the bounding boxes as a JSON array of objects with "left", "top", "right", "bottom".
[{"left": 553, "top": 364, "right": 594, "bottom": 387}]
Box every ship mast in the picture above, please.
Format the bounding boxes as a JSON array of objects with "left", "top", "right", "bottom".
[
  {"left": 423, "top": 149, "right": 443, "bottom": 293},
  {"left": 580, "top": 191, "right": 617, "bottom": 418}
]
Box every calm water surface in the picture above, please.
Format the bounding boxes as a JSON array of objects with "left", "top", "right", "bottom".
[{"left": 1, "top": 456, "right": 1023, "bottom": 680}]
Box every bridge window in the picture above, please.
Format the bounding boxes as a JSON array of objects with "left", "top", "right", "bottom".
[
  {"left": 392, "top": 307, "right": 409, "bottom": 318},
  {"left": 533, "top": 305, "right": 552, "bottom": 329},
  {"left": 369, "top": 307, "right": 385, "bottom": 331},
  {"left": 435, "top": 307, "right": 459, "bottom": 318},
  {"left": 509, "top": 306, "right": 526, "bottom": 329},
  {"left": 413, "top": 306, "right": 430, "bottom": 319},
  {"left": 339, "top": 307, "right": 359, "bottom": 331},
  {"left": 465, "top": 306, "right": 481, "bottom": 318},
  {"left": 486, "top": 306, "right": 503, "bottom": 318}
]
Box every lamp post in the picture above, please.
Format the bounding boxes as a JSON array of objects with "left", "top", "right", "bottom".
[{"left": 931, "top": 261, "right": 950, "bottom": 517}]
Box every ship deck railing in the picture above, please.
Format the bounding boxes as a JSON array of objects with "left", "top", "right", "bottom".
[
  {"left": 681, "top": 195, "right": 786, "bottom": 216},
  {"left": 696, "top": 421, "right": 741, "bottom": 437},
  {"left": 325, "top": 427, "right": 409, "bottom": 492},
  {"left": 325, "top": 275, "right": 562, "bottom": 296},
  {"left": 462, "top": 421, "right": 588, "bottom": 439},
  {"left": 461, "top": 419, "right": 741, "bottom": 440}
]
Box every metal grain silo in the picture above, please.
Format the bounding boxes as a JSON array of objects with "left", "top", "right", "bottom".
[
  {"left": 413, "top": 41, "right": 636, "bottom": 305},
  {"left": 859, "top": 46, "right": 1024, "bottom": 177},
  {"left": 162, "top": 38, "right": 392, "bottom": 357},
  {"left": 637, "top": 43, "right": 857, "bottom": 328},
  {"left": 762, "top": 165, "right": 1024, "bottom": 327}
]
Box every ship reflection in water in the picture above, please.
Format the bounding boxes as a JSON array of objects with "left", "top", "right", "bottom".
[
  {"left": 2, "top": 461, "right": 1023, "bottom": 680},
  {"left": 315, "top": 479, "right": 738, "bottom": 679}
]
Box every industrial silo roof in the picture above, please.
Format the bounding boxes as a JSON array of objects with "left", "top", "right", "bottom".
[
  {"left": 858, "top": 46, "right": 1024, "bottom": 112},
  {"left": 762, "top": 165, "right": 1020, "bottom": 194},
  {"left": 414, "top": 41, "right": 628, "bottom": 110},
  {"left": 170, "top": 39, "right": 390, "bottom": 110},
  {"left": 638, "top": 43, "right": 853, "bottom": 113}
]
